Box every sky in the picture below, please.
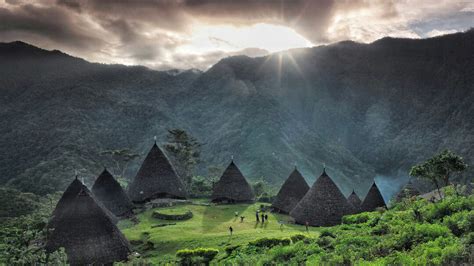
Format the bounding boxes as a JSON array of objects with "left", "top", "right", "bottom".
[{"left": 0, "top": 0, "right": 472, "bottom": 70}]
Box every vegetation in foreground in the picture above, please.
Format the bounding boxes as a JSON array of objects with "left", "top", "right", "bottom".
[
  {"left": 120, "top": 187, "right": 473, "bottom": 265},
  {"left": 216, "top": 187, "right": 473, "bottom": 265},
  {"left": 1, "top": 185, "right": 473, "bottom": 265}
]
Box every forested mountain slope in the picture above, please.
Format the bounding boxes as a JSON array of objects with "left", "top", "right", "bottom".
[{"left": 1, "top": 30, "right": 472, "bottom": 200}]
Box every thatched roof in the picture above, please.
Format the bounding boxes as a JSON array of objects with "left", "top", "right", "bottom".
[
  {"left": 211, "top": 161, "right": 255, "bottom": 203},
  {"left": 50, "top": 178, "right": 118, "bottom": 226},
  {"left": 92, "top": 169, "right": 134, "bottom": 217},
  {"left": 347, "top": 190, "right": 362, "bottom": 214},
  {"left": 289, "top": 169, "right": 352, "bottom": 226},
  {"left": 128, "top": 143, "right": 187, "bottom": 203},
  {"left": 360, "top": 182, "right": 386, "bottom": 212},
  {"left": 271, "top": 167, "right": 309, "bottom": 214},
  {"left": 46, "top": 185, "right": 131, "bottom": 265},
  {"left": 393, "top": 179, "right": 420, "bottom": 202}
]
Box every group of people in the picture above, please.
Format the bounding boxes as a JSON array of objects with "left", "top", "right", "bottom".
[
  {"left": 256, "top": 210, "right": 269, "bottom": 222},
  {"left": 229, "top": 209, "right": 272, "bottom": 236}
]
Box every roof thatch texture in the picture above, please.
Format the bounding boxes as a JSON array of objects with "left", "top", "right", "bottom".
[
  {"left": 50, "top": 178, "right": 118, "bottom": 226},
  {"left": 211, "top": 161, "right": 255, "bottom": 203},
  {"left": 128, "top": 143, "right": 187, "bottom": 203},
  {"left": 271, "top": 168, "right": 309, "bottom": 214},
  {"left": 46, "top": 186, "right": 131, "bottom": 265},
  {"left": 290, "top": 170, "right": 352, "bottom": 226},
  {"left": 393, "top": 179, "right": 420, "bottom": 202},
  {"left": 347, "top": 190, "right": 362, "bottom": 214},
  {"left": 360, "top": 182, "right": 387, "bottom": 212},
  {"left": 92, "top": 169, "right": 134, "bottom": 217}
]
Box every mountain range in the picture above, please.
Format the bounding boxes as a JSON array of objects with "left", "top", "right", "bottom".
[{"left": 1, "top": 29, "right": 473, "bottom": 201}]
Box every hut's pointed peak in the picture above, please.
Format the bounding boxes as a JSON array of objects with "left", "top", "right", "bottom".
[
  {"left": 321, "top": 168, "right": 328, "bottom": 177},
  {"left": 291, "top": 167, "right": 300, "bottom": 175},
  {"left": 101, "top": 167, "right": 111, "bottom": 175},
  {"left": 228, "top": 160, "right": 238, "bottom": 168},
  {"left": 97, "top": 168, "right": 114, "bottom": 181}
]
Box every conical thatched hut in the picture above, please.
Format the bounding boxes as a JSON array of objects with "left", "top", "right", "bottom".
[
  {"left": 393, "top": 179, "right": 420, "bottom": 202},
  {"left": 92, "top": 169, "right": 134, "bottom": 217},
  {"left": 211, "top": 161, "right": 255, "bottom": 203},
  {"left": 360, "top": 182, "right": 386, "bottom": 212},
  {"left": 46, "top": 185, "right": 131, "bottom": 265},
  {"left": 128, "top": 143, "right": 187, "bottom": 203},
  {"left": 271, "top": 167, "right": 310, "bottom": 214},
  {"left": 347, "top": 190, "right": 362, "bottom": 214},
  {"left": 51, "top": 178, "right": 118, "bottom": 226},
  {"left": 290, "top": 169, "right": 352, "bottom": 226}
]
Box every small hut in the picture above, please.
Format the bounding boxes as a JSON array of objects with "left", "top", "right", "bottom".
[
  {"left": 128, "top": 143, "right": 187, "bottom": 203},
  {"left": 360, "top": 182, "right": 386, "bottom": 212},
  {"left": 46, "top": 185, "right": 131, "bottom": 265},
  {"left": 290, "top": 169, "right": 352, "bottom": 226},
  {"left": 393, "top": 179, "right": 420, "bottom": 202},
  {"left": 211, "top": 160, "right": 255, "bottom": 203},
  {"left": 50, "top": 178, "right": 118, "bottom": 226},
  {"left": 271, "top": 167, "right": 310, "bottom": 214},
  {"left": 92, "top": 168, "right": 134, "bottom": 217},
  {"left": 347, "top": 190, "right": 362, "bottom": 214}
]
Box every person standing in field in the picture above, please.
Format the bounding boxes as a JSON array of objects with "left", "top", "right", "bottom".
[
  {"left": 279, "top": 220, "right": 284, "bottom": 230},
  {"left": 256, "top": 211, "right": 260, "bottom": 222},
  {"left": 229, "top": 226, "right": 233, "bottom": 236},
  {"left": 305, "top": 221, "right": 309, "bottom": 232}
]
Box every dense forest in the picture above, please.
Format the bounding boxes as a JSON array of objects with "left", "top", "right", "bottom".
[{"left": 0, "top": 29, "right": 473, "bottom": 199}]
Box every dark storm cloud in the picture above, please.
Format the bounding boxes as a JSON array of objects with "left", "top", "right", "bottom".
[
  {"left": 0, "top": 3, "right": 103, "bottom": 50},
  {"left": 56, "top": 0, "right": 351, "bottom": 42},
  {"left": 0, "top": 0, "right": 471, "bottom": 69}
]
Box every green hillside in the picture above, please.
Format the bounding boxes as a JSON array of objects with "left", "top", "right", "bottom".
[
  {"left": 1, "top": 186, "right": 472, "bottom": 265},
  {"left": 116, "top": 187, "right": 473, "bottom": 264},
  {"left": 119, "top": 202, "right": 319, "bottom": 263}
]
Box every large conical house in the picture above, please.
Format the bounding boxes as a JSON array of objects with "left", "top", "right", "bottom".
[
  {"left": 92, "top": 168, "right": 134, "bottom": 217},
  {"left": 211, "top": 160, "right": 255, "bottom": 203},
  {"left": 271, "top": 167, "right": 310, "bottom": 214},
  {"left": 128, "top": 142, "right": 187, "bottom": 203},
  {"left": 394, "top": 179, "right": 420, "bottom": 202},
  {"left": 50, "top": 178, "right": 118, "bottom": 226},
  {"left": 290, "top": 169, "right": 352, "bottom": 226},
  {"left": 46, "top": 184, "right": 131, "bottom": 265},
  {"left": 347, "top": 190, "right": 362, "bottom": 213},
  {"left": 360, "top": 182, "right": 387, "bottom": 212}
]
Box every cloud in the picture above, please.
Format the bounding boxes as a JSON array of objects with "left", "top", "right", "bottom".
[
  {"left": 0, "top": 0, "right": 471, "bottom": 70},
  {"left": 425, "top": 29, "right": 459, "bottom": 38}
]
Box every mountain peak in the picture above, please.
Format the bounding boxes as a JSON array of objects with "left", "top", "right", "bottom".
[{"left": 0, "top": 40, "right": 76, "bottom": 61}]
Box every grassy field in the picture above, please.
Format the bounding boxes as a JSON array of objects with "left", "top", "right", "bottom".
[{"left": 119, "top": 201, "right": 320, "bottom": 263}]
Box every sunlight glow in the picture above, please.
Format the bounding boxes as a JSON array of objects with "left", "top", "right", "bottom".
[{"left": 177, "top": 23, "right": 313, "bottom": 54}]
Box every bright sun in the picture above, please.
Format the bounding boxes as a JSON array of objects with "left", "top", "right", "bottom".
[{"left": 177, "top": 23, "right": 313, "bottom": 54}]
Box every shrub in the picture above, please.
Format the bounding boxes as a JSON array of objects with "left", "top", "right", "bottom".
[
  {"left": 248, "top": 237, "right": 291, "bottom": 249},
  {"left": 462, "top": 232, "right": 474, "bottom": 246},
  {"left": 290, "top": 234, "right": 308, "bottom": 243},
  {"left": 342, "top": 212, "right": 381, "bottom": 226},
  {"left": 316, "top": 236, "right": 334, "bottom": 250},
  {"left": 443, "top": 210, "right": 474, "bottom": 236},
  {"left": 422, "top": 194, "right": 473, "bottom": 222},
  {"left": 224, "top": 245, "right": 240, "bottom": 255},
  {"left": 176, "top": 248, "right": 218, "bottom": 265},
  {"left": 409, "top": 236, "right": 464, "bottom": 265},
  {"left": 319, "top": 230, "right": 336, "bottom": 238}
]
